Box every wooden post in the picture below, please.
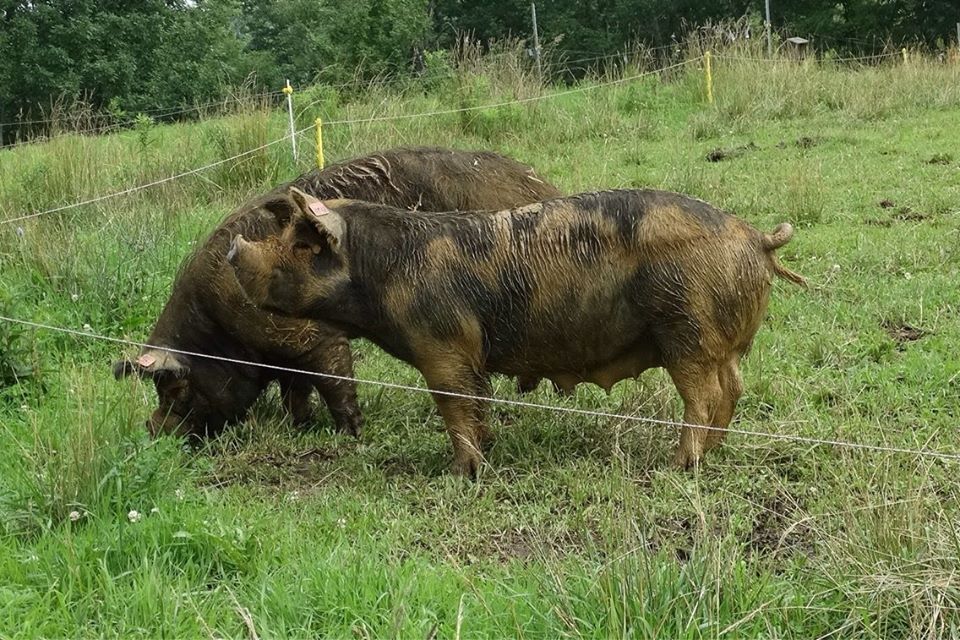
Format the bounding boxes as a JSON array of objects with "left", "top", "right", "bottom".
[
  {"left": 765, "top": 0, "right": 772, "bottom": 56},
  {"left": 531, "top": 3, "right": 542, "bottom": 83}
]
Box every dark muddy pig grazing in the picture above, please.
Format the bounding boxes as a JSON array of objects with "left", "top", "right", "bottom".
[
  {"left": 113, "top": 147, "right": 560, "bottom": 439},
  {"left": 229, "top": 188, "right": 806, "bottom": 476}
]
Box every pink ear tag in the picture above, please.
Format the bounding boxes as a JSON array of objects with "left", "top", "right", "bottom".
[
  {"left": 136, "top": 354, "right": 156, "bottom": 368},
  {"left": 309, "top": 201, "right": 331, "bottom": 216}
]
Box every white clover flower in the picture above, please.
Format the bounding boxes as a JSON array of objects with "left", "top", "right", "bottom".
[
  {"left": 69, "top": 510, "right": 82, "bottom": 522},
  {"left": 127, "top": 510, "right": 141, "bottom": 523},
  {"left": 71, "top": 293, "right": 79, "bottom": 302},
  {"left": 336, "top": 518, "right": 346, "bottom": 529},
  {"left": 82, "top": 324, "right": 93, "bottom": 333},
  {"left": 175, "top": 488, "right": 185, "bottom": 500},
  {"left": 150, "top": 507, "right": 160, "bottom": 515}
]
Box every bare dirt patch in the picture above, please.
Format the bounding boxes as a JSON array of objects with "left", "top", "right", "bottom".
[
  {"left": 882, "top": 320, "right": 929, "bottom": 349},
  {"left": 775, "top": 136, "right": 822, "bottom": 150},
  {"left": 865, "top": 202, "right": 932, "bottom": 227},
  {"left": 927, "top": 153, "right": 952, "bottom": 165},
  {"left": 749, "top": 492, "right": 802, "bottom": 556},
  {"left": 202, "top": 446, "right": 340, "bottom": 488},
  {"left": 406, "top": 521, "right": 602, "bottom": 565},
  {"left": 892, "top": 206, "right": 931, "bottom": 222},
  {"left": 705, "top": 142, "right": 758, "bottom": 162}
]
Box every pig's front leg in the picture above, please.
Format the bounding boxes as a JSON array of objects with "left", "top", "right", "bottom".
[{"left": 420, "top": 356, "right": 490, "bottom": 478}]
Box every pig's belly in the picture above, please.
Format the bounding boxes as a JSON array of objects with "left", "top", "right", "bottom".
[{"left": 485, "top": 310, "right": 664, "bottom": 391}]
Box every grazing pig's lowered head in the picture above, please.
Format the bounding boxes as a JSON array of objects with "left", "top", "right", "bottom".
[
  {"left": 113, "top": 349, "right": 191, "bottom": 436},
  {"left": 112, "top": 346, "right": 264, "bottom": 438},
  {"left": 113, "top": 348, "right": 206, "bottom": 437}
]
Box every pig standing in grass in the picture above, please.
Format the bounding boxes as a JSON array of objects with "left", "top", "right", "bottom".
[
  {"left": 113, "top": 147, "right": 560, "bottom": 439},
  {"left": 228, "top": 187, "right": 806, "bottom": 476}
]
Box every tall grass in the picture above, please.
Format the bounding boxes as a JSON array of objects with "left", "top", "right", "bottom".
[{"left": 0, "top": 366, "right": 185, "bottom": 539}]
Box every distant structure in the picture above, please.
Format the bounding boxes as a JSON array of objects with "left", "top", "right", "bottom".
[{"left": 784, "top": 36, "right": 810, "bottom": 60}]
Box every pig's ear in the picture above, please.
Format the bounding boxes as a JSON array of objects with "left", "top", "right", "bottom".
[
  {"left": 289, "top": 187, "right": 346, "bottom": 253},
  {"left": 112, "top": 350, "right": 188, "bottom": 380},
  {"left": 112, "top": 359, "right": 140, "bottom": 379},
  {"left": 260, "top": 194, "right": 299, "bottom": 226}
]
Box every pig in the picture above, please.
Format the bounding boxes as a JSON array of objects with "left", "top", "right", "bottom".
[
  {"left": 113, "top": 147, "right": 561, "bottom": 439},
  {"left": 228, "top": 187, "right": 806, "bottom": 476}
]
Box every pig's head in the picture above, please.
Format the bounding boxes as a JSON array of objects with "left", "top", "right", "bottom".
[
  {"left": 112, "top": 349, "right": 262, "bottom": 438},
  {"left": 228, "top": 187, "right": 351, "bottom": 319}
]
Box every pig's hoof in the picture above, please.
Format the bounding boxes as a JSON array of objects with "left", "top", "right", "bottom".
[
  {"left": 451, "top": 454, "right": 481, "bottom": 479},
  {"left": 672, "top": 447, "right": 702, "bottom": 471},
  {"left": 340, "top": 415, "right": 363, "bottom": 439},
  {"left": 515, "top": 376, "right": 541, "bottom": 394},
  {"left": 327, "top": 407, "right": 363, "bottom": 438},
  {"left": 552, "top": 382, "right": 568, "bottom": 396},
  {"left": 290, "top": 409, "right": 315, "bottom": 428}
]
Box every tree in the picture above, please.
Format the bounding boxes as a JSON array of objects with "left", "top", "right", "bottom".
[
  {"left": 237, "top": 0, "right": 432, "bottom": 85},
  {"left": 0, "top": 0, "right": 256, "bottom": 141}
]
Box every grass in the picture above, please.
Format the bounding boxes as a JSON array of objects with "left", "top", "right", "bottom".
[{"left": 1, "top": 41, "right": 960, "bottom": 637}]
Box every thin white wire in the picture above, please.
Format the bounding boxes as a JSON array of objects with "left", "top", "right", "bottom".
[
  {"left": 559, "top": 44, "right": 687, "bottom": 68},
  {"left": 1, "top": 314, "right": 958, "bottom": 463},
  {"left": 2, "top": 97, "right": 287, "bottom": 149},
  {"left": 0, "top": 125, "right": 312, "bottom": 226},
  {"left": 714, "top": 51, "right": 900, "bottom": 63},
  {"left": 0, "top": 91, "right": 286, "bottom": 128},
  {"left": 2, "top": 59, "right": 698, "bottom": 226},
  {"left": 138, "top": 91, "right": 286, "bottom": 119},
  {"left": 300, "top": 59, "right": 695, "bottom": 128},
  {"left": 320, "top": 58, "right": 696, "bottom": 127}
]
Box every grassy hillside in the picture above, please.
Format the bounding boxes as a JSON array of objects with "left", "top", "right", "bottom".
[{"left": 1, "top": 48, "right": 960, "bottom": 637}]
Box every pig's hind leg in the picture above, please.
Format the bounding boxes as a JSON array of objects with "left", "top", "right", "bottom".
[
  {"left": 668, "top": 361, "right": 725, "bottom": 469},
  {"left": 704, "top": 355, "right": 743, "bottom": 450}
]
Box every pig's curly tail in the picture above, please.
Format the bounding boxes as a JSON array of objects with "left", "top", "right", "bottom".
[{"left": 763, "top": 223, "right": 807, "bottom": 288}]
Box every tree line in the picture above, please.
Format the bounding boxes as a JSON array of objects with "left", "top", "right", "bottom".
[{"left": 1, "top": 0, "right": 957, "bottom": 141}]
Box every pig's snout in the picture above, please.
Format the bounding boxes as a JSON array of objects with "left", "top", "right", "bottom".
[{"left": 227, "top": 234, "right": 246, "bottom": 265}]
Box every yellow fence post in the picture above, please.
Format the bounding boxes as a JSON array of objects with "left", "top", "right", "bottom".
[
  {"left": 902, "top": 47, "right": 908, "bottom": 64},
  {"left": 705, "top": 51, "right": 714, "bottom": 105},
  {"left": 315, "top": 118, "right": 324, "bottom": 169}
]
